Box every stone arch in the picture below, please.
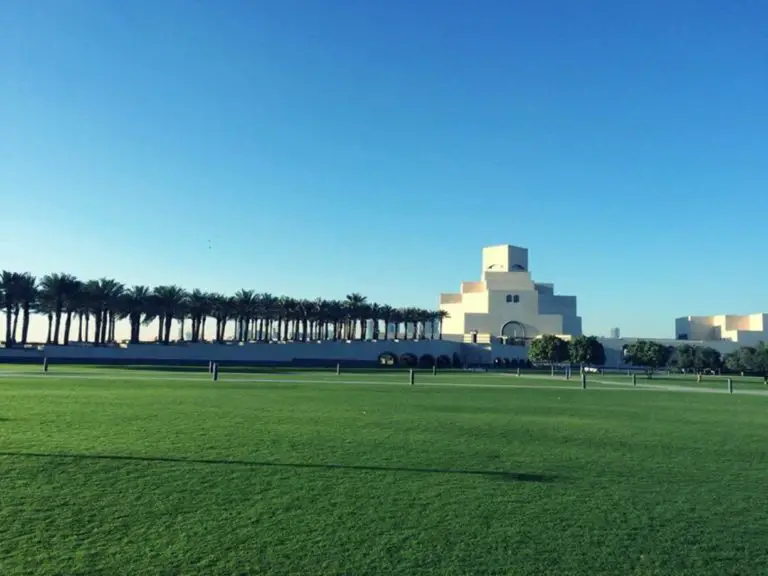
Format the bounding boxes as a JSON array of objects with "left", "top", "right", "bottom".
[
  {"left": 378, "top": 352, "right": 398, "bottom": 366},
  {"left": 418, "top": 354, "right": 435, "bottom": 368},
  {"left": 400, "top": 353, "right": 418, "bottom": 367},
  {"left": 500, "top": 320, "right": 527, "bottom": 340}
]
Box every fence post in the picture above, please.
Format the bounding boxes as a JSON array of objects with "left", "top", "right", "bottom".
[
  {"left": 212, "top": 363, "right": 219, "bottom": 381},
  {"left": 208, "top": 360, "right": 213, "bottom": 374},
  {"left": 409, "top": 369, "right": 415, "bottom": 386},
  {"left": 336, "top": 363, "right": 340, "bottom": 376},
  {"left": 43, "top": 357, "right": 49, "bottom": 373},
  {"left": 581, "top": 372, "right": 587, "bottom": 389},
  {"left": 727, "top": 378, "right": 733, "bottom": 394},
  {"left": 516, "top": 367, "right": 521, "bottom": 377},
  {"left": 632, "top": 373, "right": 636, "bottom": 387},
  {"left": 432, "top": 365, "right": 437, "bottom": 376}
]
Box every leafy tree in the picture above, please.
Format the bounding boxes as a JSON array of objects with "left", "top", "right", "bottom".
[
  {"left": 724, "top": 345, "right": 767, "bottom": 375},
  {"left": 752, "top": 343, "right": 768, "bottom": 375},
  {"left": 723, "top": 350, "right": 743, "bottom": 373},
  {"left": 671, "top": 344, "right": 697, "bottom": 373},
  {"left": 568, "top": 335, "right": 606, "bottom": 367},
  {"left": 624, "top": 340, "right": 671, "bottom": 378},
  {"left": 528, "top": 334, "right": 569, "bottom": 364},
  {"left": 694, "top": 346, "right": 721, "bottom": 373}
]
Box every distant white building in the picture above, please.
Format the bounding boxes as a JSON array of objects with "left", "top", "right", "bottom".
[
  {"left": 675, "top": 314, "right": 768, "bottom": 346},
  {"left": 439, "top": 244, "right": 582, "bottom": 343},
  {"left": 610, "top": 327, "right": 620, "bottom": 339}
]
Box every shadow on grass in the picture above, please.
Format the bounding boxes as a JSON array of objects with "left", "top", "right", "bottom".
[{"left": 0, "top": 451, "right": 554, "bottom": 483}]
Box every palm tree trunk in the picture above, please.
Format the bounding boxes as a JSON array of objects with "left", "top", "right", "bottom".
[
  {"left": 100, "top": 310, "right": 109, "bottom": 344},
  {"left": 3, "top": 307, "right": 12, "bottom": 347},
  {"left": 164, "top": 315, "right": 173, "bottom": 343},
  {"left": 21, "top": 306, "right": 31, "bottom": 345},
  {"left": 86, "top": 313, "right": 93, "bottom": 344},
  {"left": 63, "top": 312, "right": 73, "bottom": 345},
  {"left": 46, "top": 313, "right": 53, "bottom": 344},
  {"left": 53, "top": 309, "right": 63, "bottom": 344},
  {"left": 11, "top": 306, "right": 20, "bottom": 343},
  {"left": 156, "top": 315, "right": 164, "bottom": 342},
  {"left": 77, "top": 314, "right": 83, "bottom": 342}
]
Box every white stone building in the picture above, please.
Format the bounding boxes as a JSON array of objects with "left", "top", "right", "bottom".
[{"left": 439, "top": 244, "right": 582, "bottom": 343}]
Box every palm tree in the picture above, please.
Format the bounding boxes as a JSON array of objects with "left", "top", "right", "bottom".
[
  {"left": 87, "top": 278, "right": 124, "bottom": 345},
  {"left": 434, "top": 310, "right": 449, "bottom": 340},
  {"left": 175, "top": 298, "right": 191, "bottom": 341},
  {"left": 187, "top": 289, "right": 212, "bottom": 342},
  {"left": 39, "top": 273, "right": 79, "bottom": 345},
  {"left": 5, "top": 267, "right": 447, "bottom": 347},
  {"left": 152, "top": 285, "right": 187, "bottom": 344},
  {"left": 122, "top": 286, "right": 151, "bottom": 344},
  {"left": 36, "top": 289, "right": 56, "bottom": 344},
  {"left": 232, "top": 289, "right": 257, "bottom": 342},
  {"left": 275, "top": 296, "right": 296, "bottom": 341},
  {"left": 17, "top": 273, "right": 37, "bottom": 346},
  {"left": 343, "top": 293, "right": 367, "bottom": 340},
  {"left": 389, "top": 308, "right": 403, "bottom": 340},
  {"left": 79, "top": 280, "right": 100, "bottom": 343},
  {"left": 62, "top": 280, "right": 83, "bottom": 345},
  {"left": 208, "top": 293, "right": 232, "bottom": 343},
  {"left": 1, "top": 271, "right": 20, "bottom": 347},
  {"left": 295, "top": 299, "right": 313, "bottom": 342},
  {"left": 377, "top": 305, "right": 394, "bottom": 340},
  {"left": 399, "top": 307, "right": 418, "bottom": 341}
]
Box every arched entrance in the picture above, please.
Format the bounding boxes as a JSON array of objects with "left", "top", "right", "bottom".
[{"left": 500, "top": 320, "right": 526, "bottom": 340}]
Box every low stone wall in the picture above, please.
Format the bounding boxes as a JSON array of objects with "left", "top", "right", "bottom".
[{"left": 0, "top": 340, "right": 479, "bottom": 366}]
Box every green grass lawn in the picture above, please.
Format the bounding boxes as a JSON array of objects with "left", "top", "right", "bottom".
[{"left": 1, "top": 369, "right": 768, "bottom": 575}]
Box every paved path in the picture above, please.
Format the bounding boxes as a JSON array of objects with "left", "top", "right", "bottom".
[{"left": 2, "top": 369, "right": 768, "bottom": 397}]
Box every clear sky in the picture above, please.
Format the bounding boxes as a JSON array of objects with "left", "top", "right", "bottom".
[{"left": 2, "top": 0, "right": 766, "bottom": 338}]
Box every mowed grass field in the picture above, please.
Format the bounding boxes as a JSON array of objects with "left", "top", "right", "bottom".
[{"left": 1, "top": 366, "right": 768, "bottom": 575}]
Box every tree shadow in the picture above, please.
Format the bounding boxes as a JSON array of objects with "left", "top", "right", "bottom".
[{"left": 0, "top": 451, "right": 555, "bottom": 483}]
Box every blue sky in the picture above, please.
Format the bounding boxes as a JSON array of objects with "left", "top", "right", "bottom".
[{"left": 2, "top": 0, "right": 766, "bottom": 337}]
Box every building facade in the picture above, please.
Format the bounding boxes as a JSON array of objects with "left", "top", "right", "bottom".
[
  {"left": 439, "top": 244, "right": 582, "bottom": 343},
  {"left": 675, "top": 314, "right": 768, "bottom": 346}
]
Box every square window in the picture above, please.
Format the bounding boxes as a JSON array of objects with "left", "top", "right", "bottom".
[
  {"left": 505, "top": 294, "right": 512, "bottom": 303},
  {"left": 513, "top": 295, "right": 520, "bottom": 303}
]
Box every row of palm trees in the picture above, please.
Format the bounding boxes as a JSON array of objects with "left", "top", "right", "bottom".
[{"left": 0, "top": 271, "right": 449, "bottom": 347}]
